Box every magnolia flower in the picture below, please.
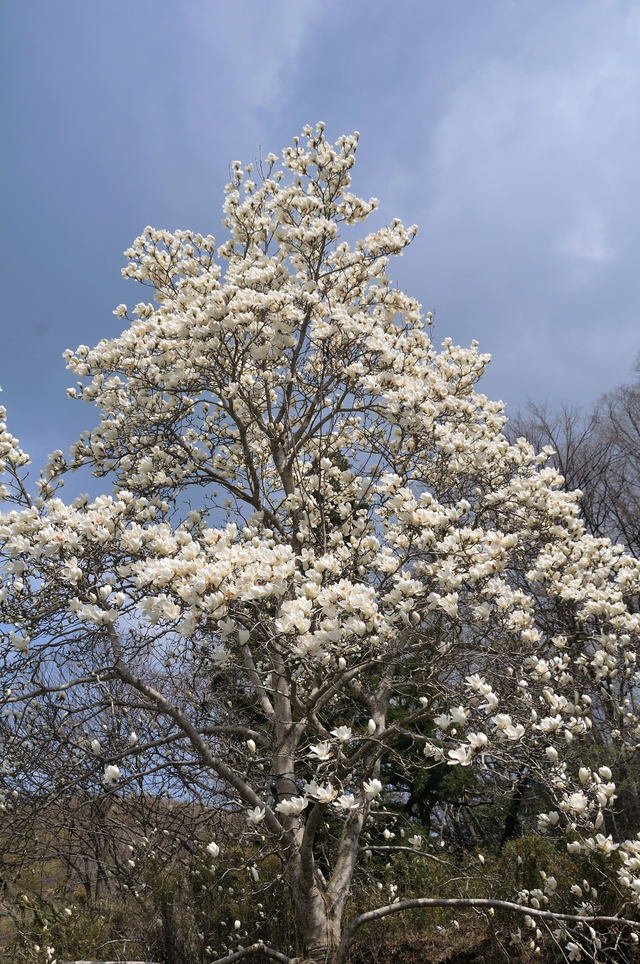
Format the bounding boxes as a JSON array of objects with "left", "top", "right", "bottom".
[
  {"left": 433, "top": 713, "right": 452, "bottom": 730},
  {"left": 539, "top": 715, "right": 563, "bottom": 734},
  {"left": 9, "top": 632, "right": 29, "bottom": 653},
  {"left": 480, "top": 692, "right": 500, "bottom": 712},
  {"left": 585, "top": 833, "right": 618, "bottom": 855},
  {"left": 275, "top": 796, "right": 308, "bottom": 817},
  {"left": 128, "top": 731, "right": 138, "bottom": 746},
  {"left": 90, "top": 739, "right": 101, "bottom": 756},
  {"left": 447, "top": 745, "right": 474, "bottom": 766},
  {"left": 382, "top": 828, "right": 395, "bottom": 840},
  {"left": 437, "top": 593, "right": 458, "bottom": 617},
  {"left": 492, "top": 713, "right": 513, "bottom": 732},
  {"left": 367, "top": 718, "right": 377, "bottom": 735},
  {"left": 363, "top": 778, "right": 383, "bottom": 799},
  {"left": 246, "top": 739, "right": 257, "bottom": 754},
  {"left": 102, "top": 764, "right": 121, "bottom": 786},
  {"left": 465, "top": 673, "right": 488, "bottom": 693},
  {"left": 304, "top": 781, "right": 336, "bottom": 804},
  {"left": 492, "top": 714, "right": 525, "bottom": 741},
  {"left": 408, "top": 835, "right": 423, "bottom": 848},
  {"left": 331, "top": 726, "right": 352, "bottom": 742},
  {"left": 206, "top": 841, "right": 220, "bottom": 858},
  {"left": 450, "top": 706, "right": 469, "bottom": 726},
  {"left": 246, "top": 806, "right": 266, "bottom": 825},
  {"left": 423, "top": 743, "right": 445, "bottom": 761},
  {"left": 308, "top": 742, "right": 333, "bottom": 761},
  {"left": 545, "top": 746, "right": 559, "bottom": 763},
  {"left": 563, "top": 791, "right": 588, "bottom": 814},
  {"left": 467, "top": 732, "right": 488, "bottom": 751},
  {"left": 335, "top": 793, "right": 358, "bottom": 811},
  {"left": 538, "top": 810, "right": 560, "bottom": 831}
]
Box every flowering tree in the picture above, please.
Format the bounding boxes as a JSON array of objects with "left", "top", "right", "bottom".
[{"left": 3, "top": 124, "right": 640, "bottom": 963}]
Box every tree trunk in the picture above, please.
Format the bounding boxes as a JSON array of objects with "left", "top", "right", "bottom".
[
  {"left": 297, "top": 923, "right": 341, "bottom": 964},
  {"left": 293, "top": 884, "right": 341, "bottom": 964}
]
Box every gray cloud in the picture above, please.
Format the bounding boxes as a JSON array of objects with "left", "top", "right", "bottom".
[{"left": 2, "top": 0, "right": 640, "bottom": 486}]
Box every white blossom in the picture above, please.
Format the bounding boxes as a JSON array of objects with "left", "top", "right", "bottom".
[
  {"left": 363, "top": 779, "right": 383, "bottom": 799},
  {"left": 447, "top": 745, "right": 474, "bottom": 766},
  {"left": 304, "top": 781, "right": 336, "bottom": 804},
  {"left": 102, "top": 765, "right": 121, "bottom": 786},
  {"left": 308, "top": 742, "right": 333, "bottom": 761},
  {"left": 246, "top": 806, "right": 266, "bottom": 825},
  {"left": 275, "top": 796, "right": 308, "bottom": 817}
]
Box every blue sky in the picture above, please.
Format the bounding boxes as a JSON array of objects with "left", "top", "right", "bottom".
[{"left": 2, "top": 0, "right": 640, "bottom": 478}]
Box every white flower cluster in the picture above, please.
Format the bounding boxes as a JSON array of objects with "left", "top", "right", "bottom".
[
  {"left": 3, "top": 124, "right": 640, "bottom": 956},
  {"left": 0, "top": 394, "right": 30, "bottom": 502},
  {"left": 274, "top": 775, "right": 382, "bottom": 818}
]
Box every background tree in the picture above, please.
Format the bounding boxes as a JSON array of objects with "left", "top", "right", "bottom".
[
  {"left": 510, "top": 362, "right": 640, "bottom": 559},
  {"left": 3, "top": 126, "right": 640, "bottom": 964},
  {"left": 511, "top": 367, "right": 640, "bottom": 841}
]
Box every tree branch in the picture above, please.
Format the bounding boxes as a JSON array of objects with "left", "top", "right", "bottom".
[
  {"left": 209, "top": 941, "right": 290, "bottom": 963},
  {"left": 338, "top": 896, "right": 639, "bottom": 962}
]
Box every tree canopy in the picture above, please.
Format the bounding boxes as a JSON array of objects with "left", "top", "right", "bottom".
[{"left": 2, "top": 124, "right": 640, "bottom": 963}]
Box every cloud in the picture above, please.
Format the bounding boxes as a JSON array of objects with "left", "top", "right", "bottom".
[
  {"left": 3, "top": 0, "right": 640, "bottom": 481},
  {"left": 398, "top": 0, "right": 640, "bottom": 409},
  {"left": 177, "top": 1, "right": 324, "bottom": 135},
  {"left": 556, "top": 208, "right": 613, "bottom": 267}
]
